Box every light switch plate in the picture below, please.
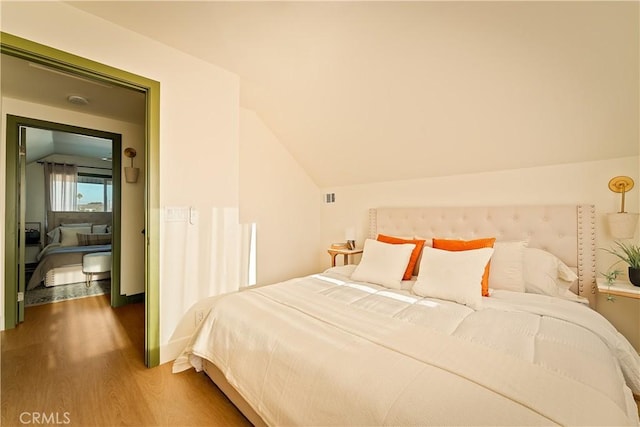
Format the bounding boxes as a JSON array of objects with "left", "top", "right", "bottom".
[{"left": 165, "top": 206, "right": 188, "bottom": 222}]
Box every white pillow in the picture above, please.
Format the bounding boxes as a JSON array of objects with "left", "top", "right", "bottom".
[
  {"left": 351, "top": 239, "right": 416, "bottom": 289},
  {"left": 48, "top": 223, "right": 93, "bottom": 244},
  {"left": 523, "top": 248, "right": 578, "bottom": 297},
  {"left": 488, "top": 240, "right": 528, "bottom": 292},
  {"left": 92, "top": 224, "right": 108, "bottom": 233},
  {"left": 59, "top": 226, "right": 92, "bottom": 247},
  {"left": 413, "top": 246, "right": 494, "bottom": 308},
  {"left": 46, "top": 227, "right": 61, "bottom": 244}
]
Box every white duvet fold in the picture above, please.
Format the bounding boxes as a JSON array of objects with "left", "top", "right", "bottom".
[
  {"left": 174, "top": 271, "right": 640, "bottom": 426},
  {"left": 486, "top": 289, "right": 640, "bottom": 395}
]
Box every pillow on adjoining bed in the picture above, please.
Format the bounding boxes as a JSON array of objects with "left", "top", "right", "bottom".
[
  {"left": 47, "top": 223, "right": 92, "bottom": 244},
  {"left": 77, "top": 233, "right": 112, "bottom": 246},
  {"left": 376, "top": 234, "right": 425, "bottom": 280},
  {"left": 523, "top": 248, "right": 578, "bottom": 297},
  {"left": 351, "top": 239, "right": 416, "bottom": 290},
  {"left": 488, "top": 240, "right": 528, "bottom": 293},
  {"left": 59, "top": 226, "right": 92, "bottom": 246},
  {"left": 413, "top": 246, "right": 494, "bottom": 307},
  {"left": 46, "top": 227, "right": 61, "bottom": 244},
  {"left": 92, "top": 224, "right": 109, "bottom": 233},
  {"left": 432, "top": 237, "right": 496, "bottom": 296}
]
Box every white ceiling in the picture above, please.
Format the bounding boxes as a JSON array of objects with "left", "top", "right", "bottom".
[
  {"left": 53, "top": 2, "right": 640, "bottom": 187},
  {"left": 25, "top": 127, "right": 112, "bottom": 165}
]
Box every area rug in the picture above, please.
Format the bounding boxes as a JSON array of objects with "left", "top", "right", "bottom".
[{"left": 25, "top": 280, "right": 111, "bottom": 307}]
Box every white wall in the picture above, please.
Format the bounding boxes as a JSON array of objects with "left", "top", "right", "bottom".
[
  {"left": 239, "top": 108, "right": 322, "bottom": 284},
  {"left": 0, "top": 2, "right": 240, "bottom": 363},
  {"left": 161, "top": 107, "right": 324, "bottom": 357},
  {"left": 1, "top": 97, "right": 146, "bottom": 297}
]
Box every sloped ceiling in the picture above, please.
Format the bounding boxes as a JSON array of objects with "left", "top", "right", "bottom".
[
  {"left": 69, "top": 1, "right": 639, "bottom": 187},
  {"left": 24, "top": 127, "right": 112, "bottom": 164}
]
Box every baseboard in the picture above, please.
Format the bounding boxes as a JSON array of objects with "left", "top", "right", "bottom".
[{"left": 160, "top": 336, "right": 191, "bottom": 365}]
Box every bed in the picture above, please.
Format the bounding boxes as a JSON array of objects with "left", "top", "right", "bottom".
[
  {"left": 26, "top": 211, "right": 112, "bottom": 290},
  {"left": 174, "top": 205, "right": 640, "bottom": 426}
]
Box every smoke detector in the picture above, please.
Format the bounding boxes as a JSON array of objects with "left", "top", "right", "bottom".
[{"left": 67, "top": 95, "right": 89, "bottom": 106}]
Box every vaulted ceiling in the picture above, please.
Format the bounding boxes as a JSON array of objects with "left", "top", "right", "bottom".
[{"left": 44, "top": 2, "right": 640, "bottom": 187}]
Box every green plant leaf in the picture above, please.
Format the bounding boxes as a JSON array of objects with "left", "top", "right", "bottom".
[{"left": 603, "top": 241, "right": 640, "bottom": 269}]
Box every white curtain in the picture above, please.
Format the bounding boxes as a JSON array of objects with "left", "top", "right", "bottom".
[{"left": 43, "top": 162, "right": 78, "bottom": 212}]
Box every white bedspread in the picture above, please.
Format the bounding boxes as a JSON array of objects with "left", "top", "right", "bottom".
[{"left": 175, "top": 267, "right": 640, "bottom": 426}]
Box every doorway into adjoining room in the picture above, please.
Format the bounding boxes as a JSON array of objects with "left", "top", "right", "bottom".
[
  {"left": 2, "top": 33, "right": 160, "bottom": 367},
  {"left": 14, "top": 121, "right": 122, "bottom": 311}
]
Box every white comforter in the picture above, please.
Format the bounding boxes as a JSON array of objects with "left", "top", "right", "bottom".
[{"left": 175, "top": 266, "right": 640, "bottom": 426}]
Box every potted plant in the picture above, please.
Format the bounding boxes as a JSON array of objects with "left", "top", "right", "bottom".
[
  {"left": 604, "top": 241, "right": 640, "bottom": 287},
  {"left": 599, "top": 269, "right": 622, "bottom": 301},
  {"left": 600, "top": 269, "right": 622, "bottom": 286}
]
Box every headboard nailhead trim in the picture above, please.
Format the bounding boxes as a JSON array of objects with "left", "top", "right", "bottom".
[
  {"left": 577, "top": 204, "right": 597, "bottom": 305},
  {"left": 369, "top": 209, "right": 378, "bottom": 240}
]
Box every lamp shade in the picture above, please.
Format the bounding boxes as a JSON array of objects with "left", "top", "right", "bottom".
[
  {"left": 607, "top": 212, "right": 639, "bottom": 239},
  {"left": 345, "top": 227, "right": 356, "bottom": 241},
  {"left": 125, "top": 167, "right": 140, "bottom": 183}
]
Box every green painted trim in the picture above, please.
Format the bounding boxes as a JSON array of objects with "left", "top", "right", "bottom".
[
  {"left": 145, "top": 78, "right": 161, "bottom": 368},
  {"left": 2, "top": 32, "right": 161, "bottom": 367},
  {"left": 109, "top": 133, "right": 127, "bottom": 309},
  {"left": 4, "top": 118, "right": 19, "bottom": 329},
  {"left": 1, "top": 33, "right": 146, "bottom": 92}
]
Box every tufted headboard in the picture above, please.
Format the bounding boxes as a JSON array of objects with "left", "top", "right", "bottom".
[
  {"left": 46, "top": 211, "right": 112, "bottom": 233},
  {"left": 369, "top": 205, "right": 596, "bottom": 307}
]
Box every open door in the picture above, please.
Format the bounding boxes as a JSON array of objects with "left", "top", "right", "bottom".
[{"left": 16, "top": 127, "right": 27, "bottom": 323}]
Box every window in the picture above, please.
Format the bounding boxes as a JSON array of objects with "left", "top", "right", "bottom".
[{"left": 77, "top": 174, "right": 112, "bottom": 212}]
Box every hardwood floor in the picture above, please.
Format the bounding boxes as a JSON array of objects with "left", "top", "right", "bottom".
[{"left": 1, "top": 294, "right": 252, "bottom": 426}]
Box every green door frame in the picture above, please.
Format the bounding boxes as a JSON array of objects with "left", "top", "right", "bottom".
[
  {"left": 1, "top": 32, "right": 161, "bottom": 367},
  {"left": 6, "top": 115, "right": 127, "bottom": 314}
]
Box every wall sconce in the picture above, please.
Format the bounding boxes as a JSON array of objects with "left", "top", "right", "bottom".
[
  {"left": 124, "top": 147, "right": 139, "bottom": 183},
  {"left": 606, "top": 176, "right": 638, "bottom": 239}
]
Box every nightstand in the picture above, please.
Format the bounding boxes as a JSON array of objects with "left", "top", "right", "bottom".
[
  {"left": 596, "top": 279, "right": 640, "bottom": 300},
  {"left": 327, "top": 248, "right": 363, "bottom": 267}
]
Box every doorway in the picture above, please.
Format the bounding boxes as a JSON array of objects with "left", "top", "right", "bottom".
[
  {"left": 1, "top": 33, "right": 161, "bottom": 367},
  {"left": 9, "top": 117, "right": 125, "bottom": 320}
]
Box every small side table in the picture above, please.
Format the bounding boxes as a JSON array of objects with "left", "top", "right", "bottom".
[
  {"left": 596, "top": 279, "right": 640, "bottom": 300},
  {"left": 327, "top": 248, "right": 363, "bottom": 267}
]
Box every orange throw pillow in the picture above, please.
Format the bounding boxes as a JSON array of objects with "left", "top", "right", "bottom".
[
  {"left": 377, "top": 234, "right": 426, "bottom": 280},
  {"left": 432, "top": 237, "right": 496, "bottom": 297}
]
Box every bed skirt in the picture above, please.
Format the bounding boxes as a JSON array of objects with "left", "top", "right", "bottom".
[
  {"left": 202, "top": 359, "right": 266, "bottom": 427},
  {"left": 44, "top": 264, "right": 110, "bottom": 287}
]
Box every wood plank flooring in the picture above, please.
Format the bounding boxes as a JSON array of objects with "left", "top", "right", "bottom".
[{"left": 1, "top": 294, "right": 252, "bottom": 427}]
